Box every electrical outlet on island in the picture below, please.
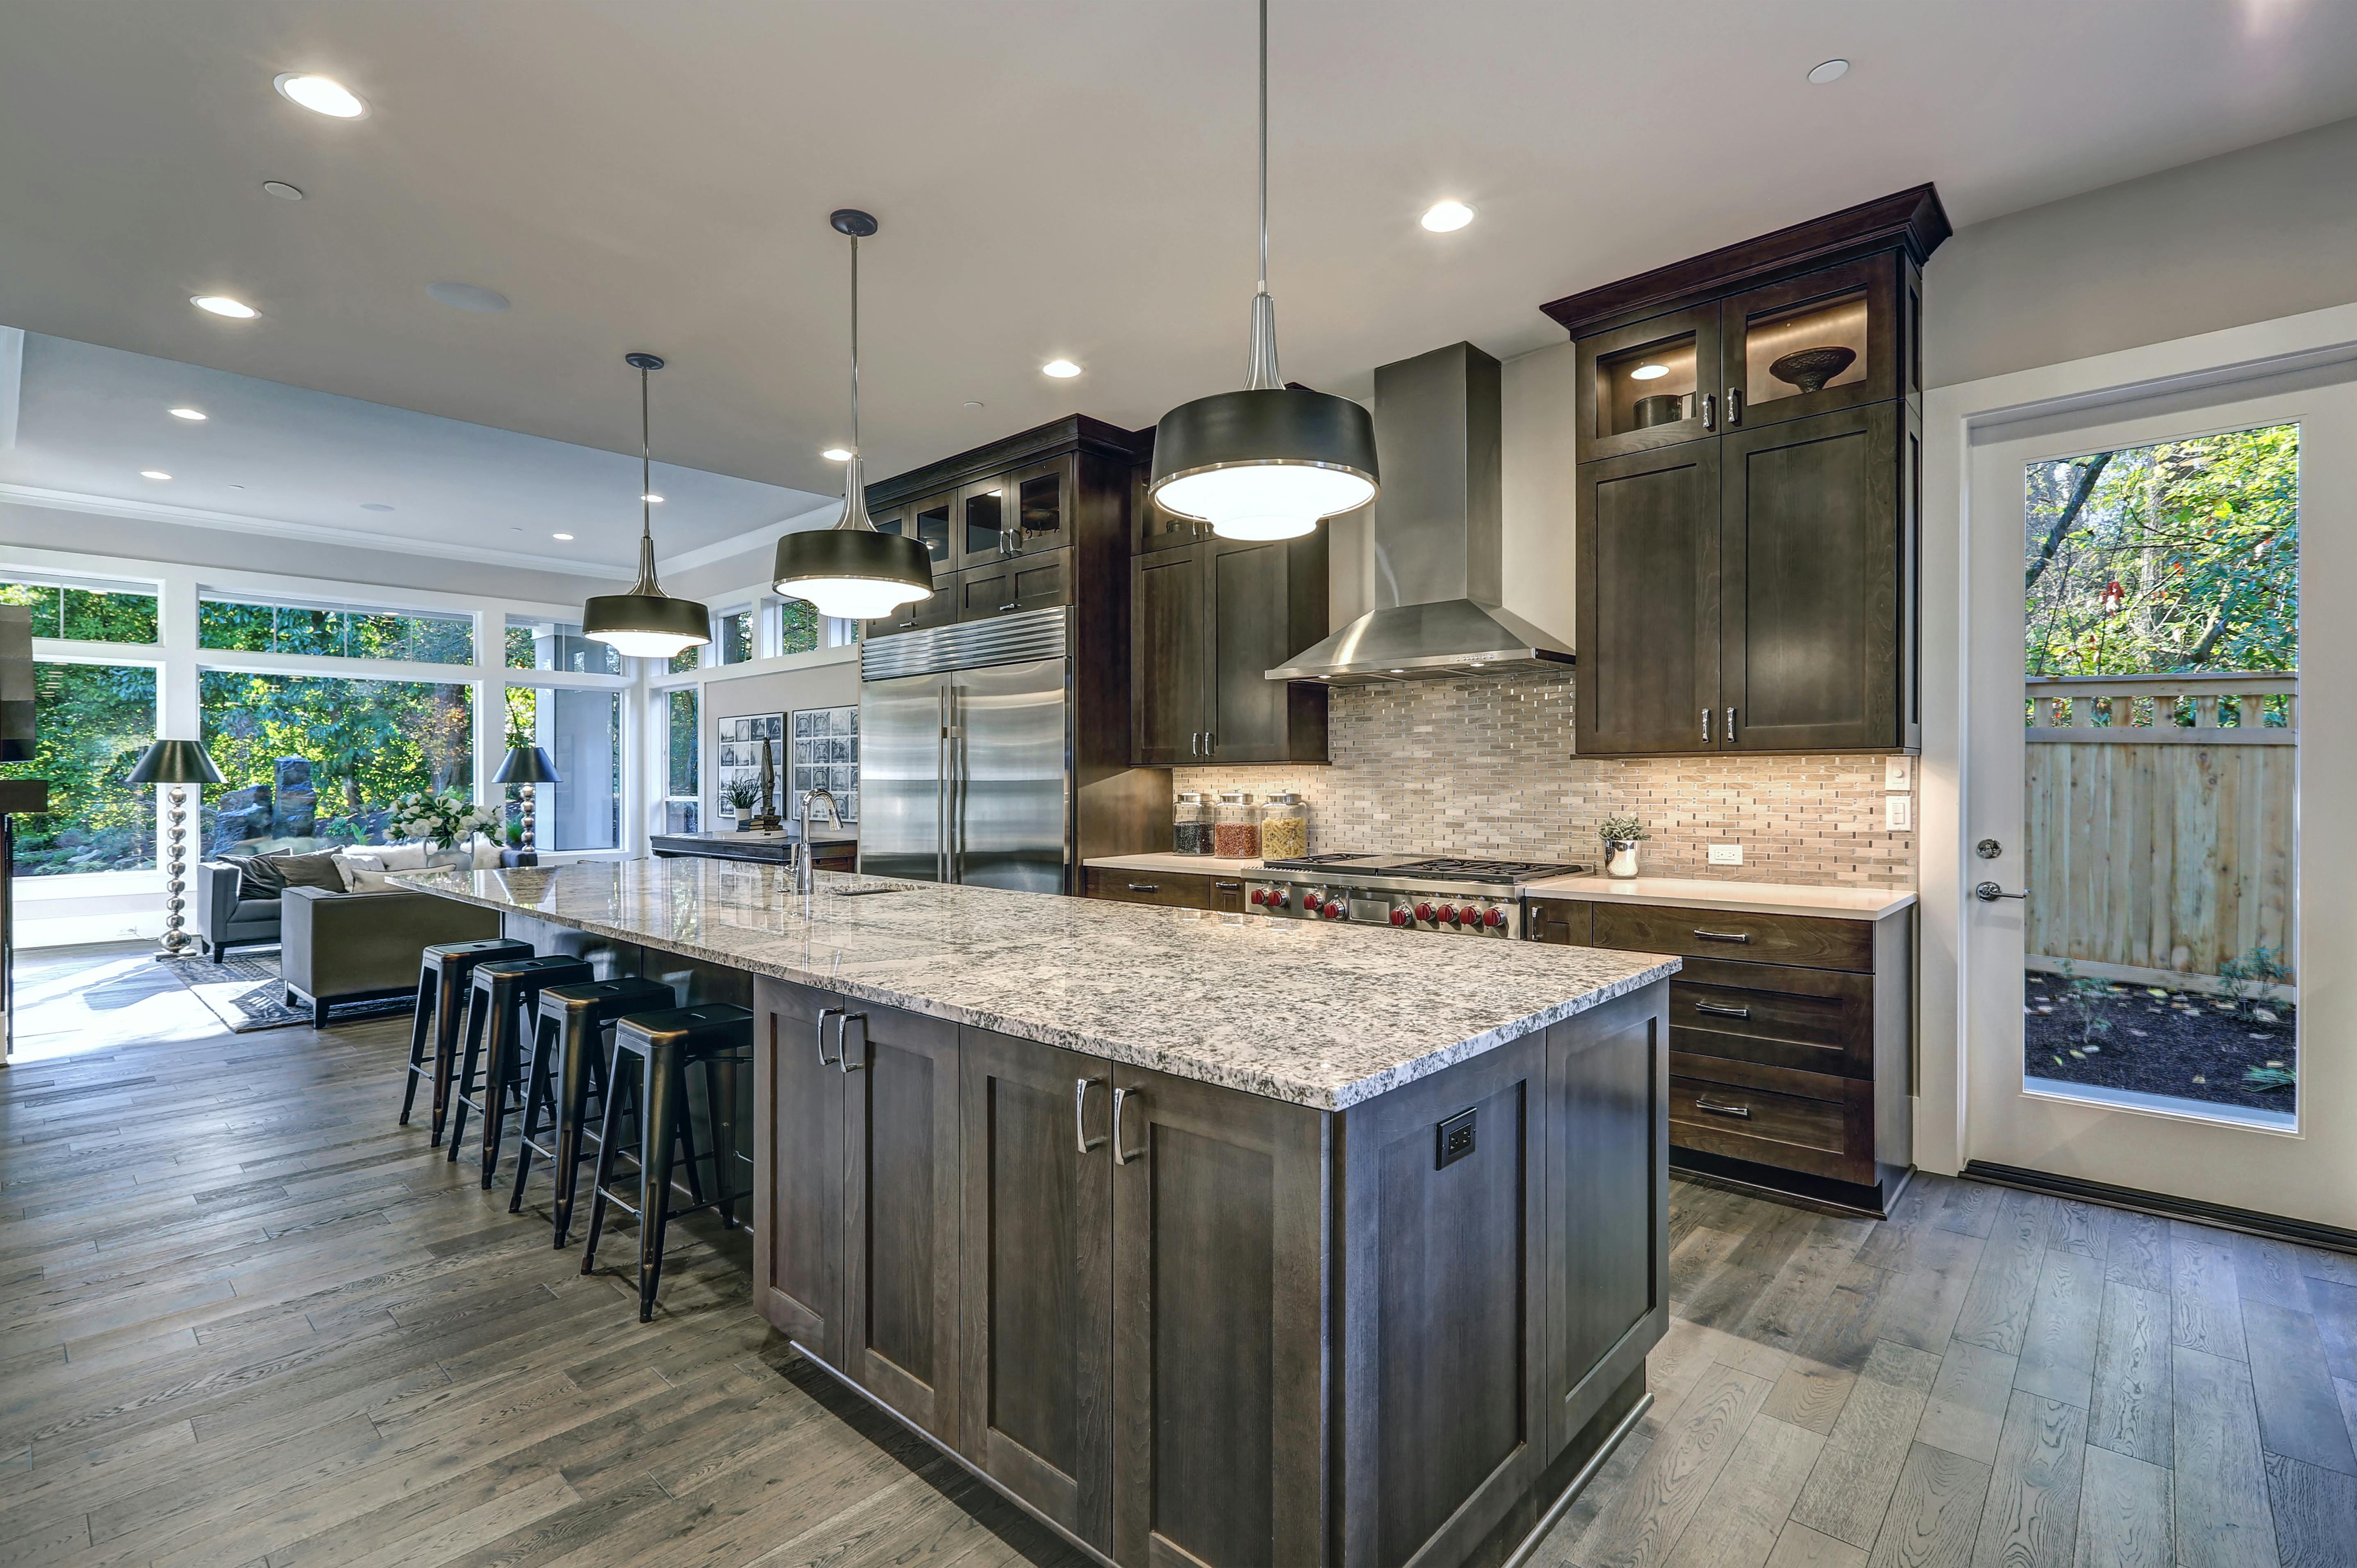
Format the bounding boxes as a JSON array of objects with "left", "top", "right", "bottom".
[{"left": 1707, "top": 843, "right": 1742, "bottom": 866}]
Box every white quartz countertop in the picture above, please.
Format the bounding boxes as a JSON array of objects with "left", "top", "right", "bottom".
[
  {"left": 1083, "top": 852, "right": 1263, "bottom": 876},
  {"left": 1519, "top": 874, "right": 1916, "bottom": 920},
  {"left": 393, "top": 858, "right": 1678, "bottom": 1111}
]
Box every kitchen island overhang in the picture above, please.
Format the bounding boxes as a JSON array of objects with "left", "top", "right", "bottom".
[{"left": 396, "top": 858, "right": 1679, "bottom": 1568}]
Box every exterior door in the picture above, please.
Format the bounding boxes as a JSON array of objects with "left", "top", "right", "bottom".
[
  {"left": 1718, "top": 404, "right": 1904, "bottom": 752},
  {"left": 950, "top": 657, "right": 1068, "bottom": 894},
  {"left": 1575, "top": 438, "right": 1720, "bottom": 755},
  {"left": 1131, "top": 546, "right": 1206, "bottom": 765},
  {"left": 960, "top": 1031, "right": 1113, "bottom": 1550},
  {"left": 753, "top": 978, "right": 845, "bottom": 1366},
  {"left": 855, "top": 674, "right": 948, "bottom": 882},
  {"left": 839, "top": 1001, "right": 964, "bottom": 1445}
]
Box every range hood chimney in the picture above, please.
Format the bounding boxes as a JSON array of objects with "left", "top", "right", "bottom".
[{"left": 1267, "top": 341, "right": 1572, "bottom": 684}]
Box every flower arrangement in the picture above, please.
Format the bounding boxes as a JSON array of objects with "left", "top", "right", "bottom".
[{"left": 390, "top": 789, "right": 500, "bottom": 850}]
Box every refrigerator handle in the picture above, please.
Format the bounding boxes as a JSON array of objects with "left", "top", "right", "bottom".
[{"left": 936, "top": 685, "right": 951, "bottom": 883}]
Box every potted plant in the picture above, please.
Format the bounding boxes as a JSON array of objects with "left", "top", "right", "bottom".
[
  {"left": 723, "top": 778, "right": 760, "bottom": 829},
  {"left": 1596, "top": 814, "right": 1649, "bottom": 879},
  {"left": 390, "top": 789, "right": 499, "bottom": 870}
]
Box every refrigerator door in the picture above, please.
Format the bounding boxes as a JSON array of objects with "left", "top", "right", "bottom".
[
  {"left": 857, "top": 673, "right": 951, "bottom": 882},
  {"left": 950, "top": 657, "right": 1069, "bottom": 893}
]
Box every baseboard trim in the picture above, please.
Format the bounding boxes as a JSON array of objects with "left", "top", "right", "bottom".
[{"left": 1959, "top": 1160, "right": 2357, "bottom": 1257}]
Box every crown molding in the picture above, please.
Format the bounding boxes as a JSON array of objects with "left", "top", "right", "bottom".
[
  {"left": 656, "top": 499, "right": 838, "bottom": 576},
  {"left": 0, "top": 482, "right": 634, "bottom": 580}
]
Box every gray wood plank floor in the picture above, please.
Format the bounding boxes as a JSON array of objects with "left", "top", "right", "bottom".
[{"left": 5, "top": 945, "right": 2354, "bottom": 1567}]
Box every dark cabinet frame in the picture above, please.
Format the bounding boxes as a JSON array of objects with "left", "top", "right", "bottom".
[
  {"left": 1572, "top": 302, "right": 1725, "bottom": 463},
  {"left": 1574, "top": 439, "right": 1722, "bottom": 757},
  {"left": 1718, "top": 253, "right": 1902, "bottom": 433},
  {"left": 1129, "top": 532, "right": 1329, "bottom": 766}
]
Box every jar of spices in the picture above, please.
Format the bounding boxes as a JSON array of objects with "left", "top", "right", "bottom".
[
  {"left": 1211, "top": 791, "right": 1260, "bottom": 860},
  {"left": 1172, "top": 791, "right": 1210, "bottom": 856},
  {"left": 1258, "top": 792, "right": 1308, "bottom": 861}
]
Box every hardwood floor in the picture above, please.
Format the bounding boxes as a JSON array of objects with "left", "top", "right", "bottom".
[{"left": 5, "top": 943, "right": 2354, "bottom": 1568}]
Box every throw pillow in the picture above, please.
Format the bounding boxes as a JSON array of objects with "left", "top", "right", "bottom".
[
  {"left": 273, "top": 851, "right": 346, "bottom": 891},
  {"left": 219, "top": 849, "right": 290, "bottom": 900},
  {"left": 373, "top": 841, "right": 430, "bottom": 872}
]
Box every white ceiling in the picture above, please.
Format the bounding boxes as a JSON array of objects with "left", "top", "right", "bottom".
[{"left": 2, "top": 0, "right": 2354, "bottom": 527}]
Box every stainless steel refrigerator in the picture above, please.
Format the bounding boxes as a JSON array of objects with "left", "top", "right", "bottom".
[{"left": 858, "top": 608, "right": 1070, "bottom": 893}]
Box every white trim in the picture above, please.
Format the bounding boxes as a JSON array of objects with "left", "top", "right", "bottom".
[{"left": 0, "top": 327, "right": 22, "bottom": 451}]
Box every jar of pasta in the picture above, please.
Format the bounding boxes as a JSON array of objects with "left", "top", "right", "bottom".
[
  {"left": 1258, "top": 792, "right": 1308, "bottom": 861},
  {"left": 1211, "top": 791, "right": 1260, "bottom": 859}
]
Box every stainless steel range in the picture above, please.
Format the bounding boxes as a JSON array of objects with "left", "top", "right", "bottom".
[{"left": 1243, "top": 854, "right": 1594, "bottom": 939}]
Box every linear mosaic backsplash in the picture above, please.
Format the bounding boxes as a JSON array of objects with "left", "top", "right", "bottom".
[{"left": 1171, "top": 666, "right": 1916, "bottom": 888}]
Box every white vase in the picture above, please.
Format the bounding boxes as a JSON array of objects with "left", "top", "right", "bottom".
[{"left": 1604, "top": 841, "right": 1641, "bottom": 879}]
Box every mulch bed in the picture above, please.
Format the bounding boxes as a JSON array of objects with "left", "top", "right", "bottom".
[{"left": 2023, "top": 971, "right": 2296, "bottom": 1115}]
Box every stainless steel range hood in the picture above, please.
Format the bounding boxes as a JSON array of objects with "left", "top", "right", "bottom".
[{"left": 1267, "top": 341, "right": 1572, "bottom": 685}]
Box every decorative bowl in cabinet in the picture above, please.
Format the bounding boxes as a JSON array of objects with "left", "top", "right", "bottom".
[{"left": 1767, "top": 346, "right": 1856, "bottom": 393}]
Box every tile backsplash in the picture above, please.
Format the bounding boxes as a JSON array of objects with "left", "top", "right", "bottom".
[{"left": 1172, "top": 667, "right": 1915, "bottom": 888}]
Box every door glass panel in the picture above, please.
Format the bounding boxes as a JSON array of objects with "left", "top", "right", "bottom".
[
  {"left": 1596, "top": 332, "right": 1697, "bottom": 441},
  {"left": 1018, "top": 471, "right": 1063, "bottom": 544},
  {"left": 1741, "top": 287, "right": 1868, "bottom": 410},
  {"left": 963, "top": 486, "right": 1007, "bottom": 558},
  {"left": 2020, "top": 423, "right": 2298, "bottom": 1128},
  {"left": 912, "top": 500, "right": 953, "bottom": 569}
]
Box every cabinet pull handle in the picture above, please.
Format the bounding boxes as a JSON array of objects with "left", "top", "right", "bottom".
[
  {"left": 837, "top": 1013, "right": 869, "bottom": 1074},
  {"left": 1701, "top": 707, "right": 1712, "bottom": 743},
  {"left": 1074, "top": 1076, "right": 1106, "bottom": 1153},
  {"left": 1190, "top": 731, "right": 1200, "bottom": 757},
  {"left": 1111, "top": 1086, "right": 1143, "bottom": 1165},
  {"left": 1693, "top": 1000, "right": 1752, "bottom": 1019},
  {"left": 1127, "top": 883, "right": 1160, "bottom": 894},
  {"left": 816, "top": 1006, "right": 844, "bottom": 1067},
  {"left": 1212, "top": 880, "right": 1241, "bottom": 891},
  {"left": 1725, "top": 707, "right": 1737, "bottom": 743},
  {"left": 1206, "top": 731, "right": 1215, "bottom": 754},
  {"left": 1701, "top": 393, "right": 1717, "bottom": 431},
  {"left": 1694, "top": 1098, "right": 1752, "bottom": 1119},
  {"left": 1692, "top": 929, "right": 1752, "bottom": 943},
  {"left": 1725, "top": 387, "right": 1743, "bottom": 425},
  {"left": 999, "top": 601, "right": 1018, "bottom": 612}
]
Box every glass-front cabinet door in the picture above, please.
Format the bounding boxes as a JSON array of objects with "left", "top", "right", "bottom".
[
  {"left": 874, "top": 491, "right": 955, "bottom": 580},
  {"left": 1004, "top": 456, "right": 1071, "bottom": 558},
  {"left": 957, "top": 477, "right": 1010, "bottom": 568},
  {"left": 1574, "top": 304, "right": 1722, "bottom": 463},
  {"left": 1717, "top": 255, "right": 1899, "bottom": 432}
]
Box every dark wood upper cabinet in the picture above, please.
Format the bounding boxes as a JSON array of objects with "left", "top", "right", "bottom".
[
  {"left": 1130, "top": 529, "right": 1327, "bottom": 766},
  {"left": 1131, "top": 465, "right": 1206, "bottom": 553},
  {"left": 956, "top": 548, "right": 1072, "bottom": 624},
  {"left": 863, "top": 576, "right": 957, "bottom": 641},
  {"left": 1131, "top": 546, "right": 1207, "bottom": 765},
  {"left": 1553, "top": 186, "right": 1943, "bottom": 756}
]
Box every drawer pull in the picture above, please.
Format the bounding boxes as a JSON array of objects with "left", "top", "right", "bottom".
[
  {"left": 1693, "top": 1000, "right": 1752, "bottom": 1019},
  {"left": 1212, "top": 881, "right": 1241, "bottom": 891},
  {"left": 1692, "top": 929, "right": 1752, "bottom": 943},
  {"left": 1694, "top": 1098, "right": 1753, "bottom": 1120},
  {"left": 1126, "top": 882, "right": 1160, "bottom": 893}
]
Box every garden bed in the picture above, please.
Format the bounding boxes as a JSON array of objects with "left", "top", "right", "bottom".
[{"left": 2024, "top": 970, "right": 2296, "bottom": 1115}]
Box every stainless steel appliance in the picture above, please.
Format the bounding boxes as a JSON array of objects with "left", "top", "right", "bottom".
[
  {"left": 859, "top": 608, "right": 1070, "bottom": 894},
  {"left": 1242, "top": 853, "right": 1593, "bottom": 939}
]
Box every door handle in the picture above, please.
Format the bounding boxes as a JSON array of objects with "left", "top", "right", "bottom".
[
  {"left": 1694, "top": 1098, "right": 1752, "bottom": 1120},
  {"left": 816, "top": 1006, "right": 844, "bottom": 1066},
  {"left": 1725, "top": 387, "right": 1743, "bottom": 425},
  {"left": 1975, "top": 882, "right": 2029, "bottom": 902},
  {"left": 1725, "top": 707, "right": 1737, "bottom": 744},
  {"left": 1111, "top": 1087, "right": 1143, "bottom": 1165},
  {"left": 1700, "top": 393, "right": 1717, "bottom": 431},
  {"left": 999, "top": 601, "right": 1018, "bottom": 612},
  {"left": 1693, "top": 1000, "right": 1752, "bottom": 1019},
  {"left": 1692, "top": 929, "right": 1752, "bottom": 943},
  {"left": 837, "top": 1013, "right": 869, "bottom": 1073},
  {"left": 1701, "top": 707, "right": 1712, "bottom": 743},
  {"left": 1074, "top": 1076, "right": 1106, "bottom": 1153}
]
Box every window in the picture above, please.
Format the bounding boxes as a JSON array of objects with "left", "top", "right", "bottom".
[
  {"left": 1, "top": 663, "right": 158, "bottom": 874},
  {"left": 0, "top": 577, "right": 159, "bottom": 644},
  {"left": 511, "top": 686, "right": 620, "bottom": 851},
  {"left": 667, "top": 645, "right": 702, "bottom": 675},
  {"left": 717, "top": 609, "right": 756, "bottom": 665},
  {"left": 199, "top": 592, "right": 472, "bottom": 665},
  {"left": 198, "top": 671, "right": 474, "bottom": 852},
  {"left": 504, "top": 615, "right": 621, "bottom": 675},
  {"left": 778, "top": 598, "right": 821, "bottom": 657},
  {"left": 664, "top": 688, "right": 699, "bottom": 833}
]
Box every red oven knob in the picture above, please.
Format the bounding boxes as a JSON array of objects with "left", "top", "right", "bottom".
[
  {"left": 1390, "top": 907, "right": 1410, "bottom": 926},
  {"left": 1320, "top": 900, "right": 1342, "bottom": 919},
  {"left": 1438, "top": 904, "right": 1461, "bottom": 927},
  {"left": 1249, "top": 888, "right": 1267, "bottom": 906},
  {"left": 1483, "top": 906, "right": 1507, "bottom": 928},
  {"left": 1272, "top": 890, "right": 1290, "bottom": 909},
  {"left": 1414, "top": 902, "right": 1436, "bottom": 923}
]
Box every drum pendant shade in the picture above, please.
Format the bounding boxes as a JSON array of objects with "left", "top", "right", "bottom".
[{"left": 582, "top": 353, "right": 711, "bottom": 661}]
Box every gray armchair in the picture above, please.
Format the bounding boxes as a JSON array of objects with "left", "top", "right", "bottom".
[
  {"left": 280, "top": 884, "right": 499, "bottom": 1027},
  {"left": 195, "top": 861, "right": 281, "bottom": 962}
]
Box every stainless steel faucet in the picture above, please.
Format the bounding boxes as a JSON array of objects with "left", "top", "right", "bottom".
[{"left": 794, "top": 787, "right": 842, "bottom": 894}]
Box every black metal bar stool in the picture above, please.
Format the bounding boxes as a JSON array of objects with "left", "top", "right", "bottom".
[
  {"left": 508, "top": 975, "right": 676, "bottom": 1246},
  {"left": 400, "top": 937, "right": 531, "bottom": 1145},
  {"left": 580, "top": 1004, "right": 753, "bottom": 1321},
  {"left": 449, "top": 953, "right": 595, "bottom": 1187}
]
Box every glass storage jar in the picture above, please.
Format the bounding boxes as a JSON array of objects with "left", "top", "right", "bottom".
[
  {"left": 1211, "top": 791, "right": 1260, "bottom": 860},
  {"left": 1172, "top": 791, "right": 1210, "bottom": 856},
  {"left": 1258, "top": 792, "right": 1308, "bottom": 861}
]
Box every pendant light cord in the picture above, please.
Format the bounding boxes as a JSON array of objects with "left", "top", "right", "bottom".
[
  {"left": 1257, "top": 0, "right": 1268, "bottom": 297},
  {"left": 630, "top": 360, "right": 663, "bottom": 595},
  {"left": 849, "top": 236, "right": 862, "bottom": 457}
]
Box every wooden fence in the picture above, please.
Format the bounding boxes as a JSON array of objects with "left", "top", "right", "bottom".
[{"left": 2024, "top": 672, "right": 2296, "bottom": 995}]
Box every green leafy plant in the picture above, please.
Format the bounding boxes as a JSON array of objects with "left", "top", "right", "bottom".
[
  {"left": 1596, "top": 814, "right": 1650, "bottom": 847},
  {"left": 2053, "top": 959, "right": 2114, "bottom": 1052},
  {"left": 723, "top": 777, "right": 759, "bottom": 812},
  {"left": 2214, "top": 943, "right": 2292, "bottom": 1019},
  {"left": 2243, "top": 1064, "right": 2296, "bottom": 1093}
]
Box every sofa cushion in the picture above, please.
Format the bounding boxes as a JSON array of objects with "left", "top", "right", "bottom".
[
  {"left": 273, "top": 850, "right": 347, "bottom": 891},
  {"left": 218, "top": 850, "right": 290, "bottom": 900},
  {"left": 371, "top": 841, "right": 431, "bottom": 871},
  {"left": 228, "top": 897, "right": 283, "bottom": 926}
]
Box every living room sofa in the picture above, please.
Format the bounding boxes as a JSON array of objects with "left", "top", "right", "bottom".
[{"left": 280, "top": 884, "right": 499, "bottom": 1027}]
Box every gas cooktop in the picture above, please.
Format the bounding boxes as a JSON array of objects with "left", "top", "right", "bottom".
[{"left": 1258, "top": 853, "right": 1593, "bottom": 885}]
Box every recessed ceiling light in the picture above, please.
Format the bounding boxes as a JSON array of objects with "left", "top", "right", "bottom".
[
  {"left": 425, "top": 281, "right": 509, "bottom": 313},
  {"left": 274, "top": 73, "right": 367, "bottom": 118},
  {"left": 191, "top": 295, "right": 258, "bottom": 319},
  {"left": 359, "top": 503, "right": 394, "bottom": 512},
  {"left": 1420, "top": 200, "right": 1474, "bottom": 233},
  {"left": 1041, "top": 359, "right": 1082, "bottom": 379},
  {"left": 1807, "top": 58, "right": 1850, "bottom": 84},
  {"left": 168, "top": 407, "right": 207, "bottom": 421},
  {"left": 963, "top": 400, "right": 984, "bottom": 409},
  {"left": 140, "top": 470, "right": 171, "bottom": 480},
  {"left": 552, "top": 533, "right": 573, "bottom": 541},
  {"left": 262, "top": 180, "right": 305, "bottom": 201},
  {"left": 821, "top": 448, "right": 852, "bottom": 461},
  {"left": 1630, "top": 363, "right": 1670, "bottom": 381},
  {"left": 640, "top": 493, "right": 664, "bottom": 503}
]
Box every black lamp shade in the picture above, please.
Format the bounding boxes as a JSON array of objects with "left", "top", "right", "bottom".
[
  {"left": 1148, "top": 387, "right": 1379, "bottom": 496},
  {"left": 492, "top": 745, "right": 563, "bottom": 785},
  {"left": 771, "top": 527, "right": 935, "bottom": 598},
  {"left": 580, "top": 591, "right": 712, "bottom": 650},
  {"left": 126, "top": 739, "right": 223, "bottom": 786}
]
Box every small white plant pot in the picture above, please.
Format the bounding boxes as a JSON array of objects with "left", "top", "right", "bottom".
[{"left": 1604, "top": 841, "right": 1641, "bottom": 879}]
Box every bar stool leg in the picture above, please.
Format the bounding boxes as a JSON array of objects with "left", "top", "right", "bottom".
[
  {"left": 508, "top": 1011, "right": 558, "bottom": 1214},
  {"left": 479, "top": 989, "right": 524, "bottom": 1191},
  {"left": 711, "top": 1052, "right": 743, "bottom": 1229},
  {"left": 400, "top": 964, "right": 435, "bottom": 1127},
  {"left": 447, "top": 980, "right": 490, "bottom": 1161},
  {"left": 429, "top": 966, "right": 468, "bottom": 1147},
  {"left": 636, "top": 1042, "right": 685, "bottom": 1322},
  {"left": 580, "top": 1050, "right": 633, "bottom": 1277},
  {"left": 551, "top": 1017, "right": 600, "bottom": 1248}
]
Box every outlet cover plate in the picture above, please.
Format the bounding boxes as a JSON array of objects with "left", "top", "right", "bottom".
[
  {"left": 1885, "top": 795, "right": 1913, "bottom": 831},
  {"left": 1707, "top": 843, "right": 1743, "bottom": 866}
]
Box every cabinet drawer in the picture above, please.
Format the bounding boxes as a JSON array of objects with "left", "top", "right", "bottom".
[
  {"left": 1206, "top": 875, "right": 1247, "bottom": 914},
  {"left": 957, "top": 549, "right": 1072, "bottom": 623},
  {"left": 1592, "top": 902, "right": 1872, "bottom": 972},
  {"left": 1525, "top": 897, "right": 1593, "bottom": 947},
  {"left": 1668, "top": 1066, "right": 1871, "bottom": 1184},
  {"left": 1670, "top": 958, "right": 1873, "bottom": 1079},
  {"left": 1083, "top": 868, "right": 1212, "bottom": 909}
]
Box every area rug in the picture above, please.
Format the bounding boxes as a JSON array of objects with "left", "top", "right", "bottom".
[{"left": 164, "top": 950, "right": 414, "bottom": 1034}]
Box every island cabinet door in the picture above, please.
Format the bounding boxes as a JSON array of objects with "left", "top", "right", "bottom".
[
  {"left": 1335, "top": 1035, "right": 1545, "bottom": 1568},
  {"left": 1110, "top": 1064, "right": 1330, "bottom": 1568},
  {"left": 839, "top": 1002, "right": 965, "bottom": 1447},
  {"left": 753, "top": 978, "right": 846, "bottom": 1367},
  {"left": 957, "top": 1031, "right": 1114, "bottom": 1550},
  {"left": 1542, "top": 983, "right": 1671, "bottom": 1465}
]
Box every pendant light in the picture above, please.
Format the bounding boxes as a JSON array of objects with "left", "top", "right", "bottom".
[
  {"left": 772, "top": 210, "right": 935, "bottom": 620},
  {"left": 1149, "top": 0, "right": 1378, "bottom": 542},
  {"left": 582, "top": 352, "right": 712, "bottom": 659}
]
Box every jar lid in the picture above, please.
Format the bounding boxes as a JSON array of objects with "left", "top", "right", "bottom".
[
  {"left": 1217, "top": 790, "right": 1253, "bottom": 804},
  {"left": 1176, "top": 791, "right": 1202, "bottom": 803},
  {"left": 1264, "top": 791, "right": 1301, "bottom": 805}
]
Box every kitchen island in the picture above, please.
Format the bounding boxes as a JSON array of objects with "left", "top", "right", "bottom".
[{"left": 397, "top": 857, "right": 1678, "bottom": 1568}]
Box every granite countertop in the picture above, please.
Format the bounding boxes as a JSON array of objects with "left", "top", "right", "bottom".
[
  {"left": 655, "top": 827, "right": 858, "bottom": 845},
  {"left": 391, "top": 858, "right": 1677, "bottom": 1111},
  {"left": 1083, "top": 852, "right": 1263, "bottom": 876},
  {"left": 1520, "top": 874, "right": 1916, "bottom": 920}
]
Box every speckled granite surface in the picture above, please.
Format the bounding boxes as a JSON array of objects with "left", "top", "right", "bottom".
[{"left": 392, "top": 859, "right": 1678, "bottom": 1111}]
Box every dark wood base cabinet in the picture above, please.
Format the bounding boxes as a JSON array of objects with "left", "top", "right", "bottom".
[{"left": 753, "top": 975, "right": 1672, "bottom": 1568}]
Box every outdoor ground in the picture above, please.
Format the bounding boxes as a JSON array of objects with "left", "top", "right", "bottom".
[{"left": 2024, "top": 968, "right": 2298, "bottom": 1115}]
